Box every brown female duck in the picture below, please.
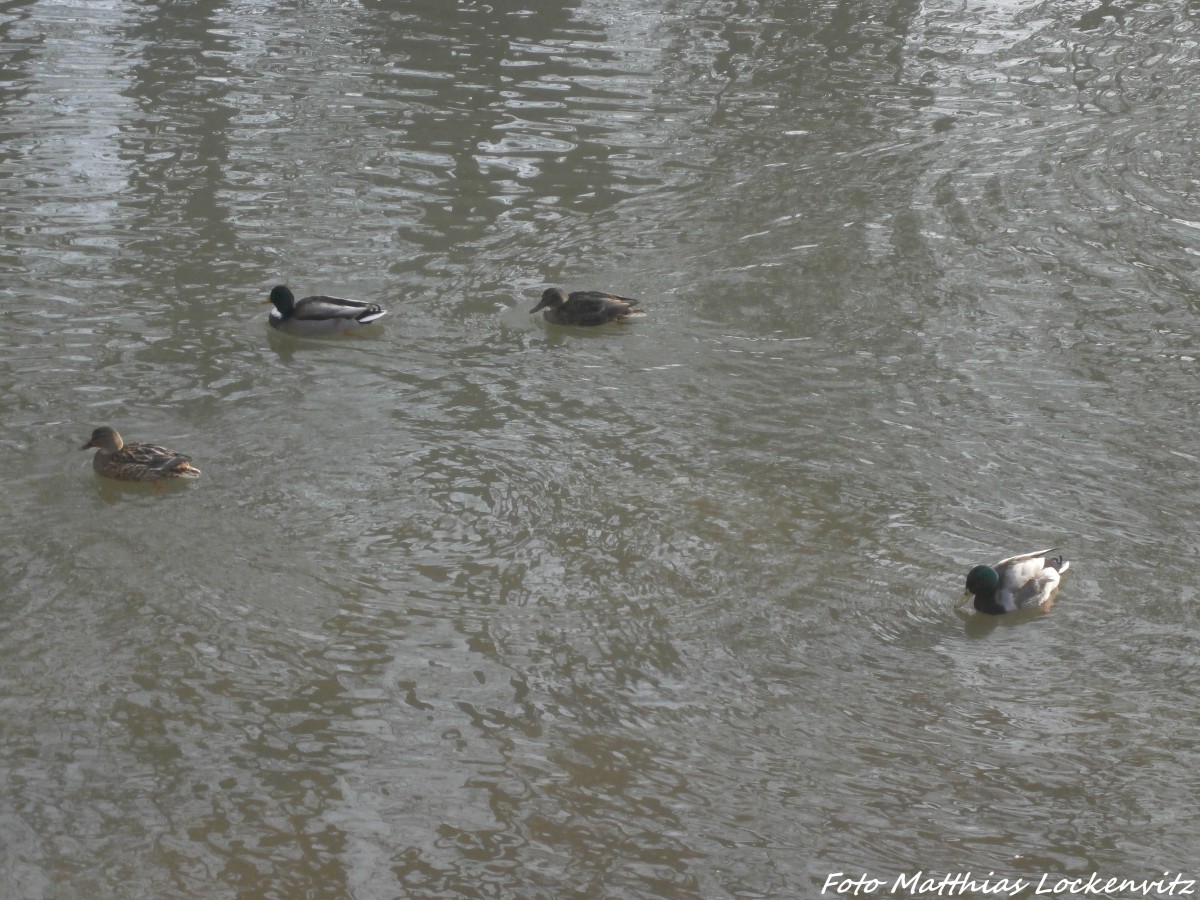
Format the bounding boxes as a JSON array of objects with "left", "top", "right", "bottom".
[
  {"left": 530, "top": 288, "right": 644, "bottom": 326},
  {"left": 81, "top": 426, "right": 201, "bottom": 483}
]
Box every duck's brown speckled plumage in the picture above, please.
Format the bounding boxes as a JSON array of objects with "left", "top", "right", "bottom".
[
  {"left": 530, "top": 288, "right": 644, "bottom": 326},
  {"left": 81, "top": 426, "right": 201, "bottom": 483}
]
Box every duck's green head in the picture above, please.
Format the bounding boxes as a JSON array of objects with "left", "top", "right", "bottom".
[
  {"left": 965, "top": 565, "right": 999, "bottom": 595},
  {"left": 266, "top": 285, "right": 295, "bottom": 315}
]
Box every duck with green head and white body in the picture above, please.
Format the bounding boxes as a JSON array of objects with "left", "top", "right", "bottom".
[
  {"left": 961, "top": 548, "right": 1069, "bottom": 615},
  {"left": 264, "top": 285, "right": 386, "bottom": 336}
]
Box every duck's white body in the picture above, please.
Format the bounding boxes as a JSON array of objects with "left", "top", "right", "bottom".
[{"left": 266, "top": 286, "right": 386, "bottom": 336}]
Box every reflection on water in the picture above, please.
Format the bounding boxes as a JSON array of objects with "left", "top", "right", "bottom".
[{"left": 4, "top": 0, "right": 1200, "bottom": 896}]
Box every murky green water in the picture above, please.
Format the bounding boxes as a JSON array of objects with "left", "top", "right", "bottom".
[{"left": 4, "top": 1, "right": 1200, "bottom": 897}]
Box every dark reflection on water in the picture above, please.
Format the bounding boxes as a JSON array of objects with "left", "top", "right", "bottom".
[
  {"left": 4, "top": 0, "right": 1200, "bottom": 897},
  {"left": 116, "top": 0, "right": 245, "bottom": 304}
]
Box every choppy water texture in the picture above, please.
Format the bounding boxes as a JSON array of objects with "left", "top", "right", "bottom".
[{"left": 3, "top": 0, "right": 1200, "bottom": 897}]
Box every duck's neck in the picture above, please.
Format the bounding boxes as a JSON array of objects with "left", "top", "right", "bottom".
[
  {"left": 269, "top": 290, "right": 296, "bottom": 317},
  {"left": 972, "top": 591, "right": 1006, "bottom": 615}
]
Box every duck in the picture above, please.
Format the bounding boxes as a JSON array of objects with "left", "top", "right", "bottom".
[
  {"left": 961, "top": 548, "right": 1069, "bottom": 615},
  {"left": 81, "top": 426, "right": 201, "bottom": 483},
  {"left": 264, "top": 285, "right": 386, "bottom": 336},
  {"left": 530, "top": 287, "right": 644, "bottom": 326}
]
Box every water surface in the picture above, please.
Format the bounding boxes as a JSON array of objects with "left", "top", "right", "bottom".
[{"left": 3, "top": 0, "right": 1199, "bottom": 897}]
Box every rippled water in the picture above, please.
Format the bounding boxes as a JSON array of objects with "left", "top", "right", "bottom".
[{"left": 4, "top": 1, "right": 1200, "bottom": 897}]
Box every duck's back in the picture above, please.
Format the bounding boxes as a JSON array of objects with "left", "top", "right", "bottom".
[
  {"left": 997, "top": 551, "right": 1068, "bottom": 610},
  {"left": 101, "top": 441, "right": 198, "bottom": 480},
  {"left": 270, "top": 295, "right": 386, "bottom": 335},
  {"left": 556, "top": 291, "right": 640, "bottom": 325}
]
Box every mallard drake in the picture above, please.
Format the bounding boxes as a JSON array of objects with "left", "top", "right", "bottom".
[
  {"left": 81, "top": 426, "right": 201, "bottom": 483},
  {"left": 530, "top": 288, "right": 644, "bottom": 326},
  {"left": 961, "top": 548, "right": 1069, "bottom": 615},
  {"left": 264, "top": 285, "right": 386, "bottom": 336}
]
